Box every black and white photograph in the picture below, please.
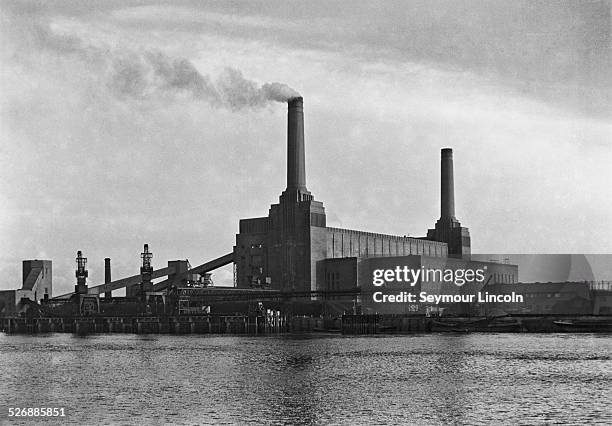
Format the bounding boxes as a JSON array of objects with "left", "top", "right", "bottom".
[{"left": 1, "top": 1, "right": 611, "bottom": 424}]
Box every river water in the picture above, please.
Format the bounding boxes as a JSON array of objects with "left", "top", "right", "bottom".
[{"left": 0, "top": 333, "right": 610, "bottom": 425}]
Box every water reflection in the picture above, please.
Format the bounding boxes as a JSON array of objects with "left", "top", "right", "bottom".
[{"left": 0, "top": 333, "right": 610, "bottom": 425}]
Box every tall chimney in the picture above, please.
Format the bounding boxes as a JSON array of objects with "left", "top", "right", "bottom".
[
  {"left": 428, "top": 147, "right": 470, "bottom": 259},
  {"left": 440, "top": 148, "right": 455, "bottom": 219},
  {"left": 104, "top": 257, "right": 111, "bottom": 298},
  {"left": 286, "top": 97, "right": 307, "bottom": 193}
]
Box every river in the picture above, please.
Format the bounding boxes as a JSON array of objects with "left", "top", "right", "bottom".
[{"left": 0, "top": 333, "right": 610, "bottom": 425}]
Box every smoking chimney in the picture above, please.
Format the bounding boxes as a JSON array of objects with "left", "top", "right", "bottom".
[
  {"left": 104, "top": 258, "right": 112, "bottom": 298},
  {"left": 286, "top": 97, "right": 307, "bottom": 194},
  {"left": 440, "top": 148, "right": 455, "bottom": 219}
]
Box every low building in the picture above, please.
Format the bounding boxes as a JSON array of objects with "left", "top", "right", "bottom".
[
  {"left": 0, "top": 260, "right": 52, "bottom": 315},
  {"left": 483, "top": 281, "right": 612, "bottom": 315}
]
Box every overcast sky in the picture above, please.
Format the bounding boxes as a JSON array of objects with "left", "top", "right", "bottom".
[{"left": 1, "top": 0, "right": 611, "bottom": 295}]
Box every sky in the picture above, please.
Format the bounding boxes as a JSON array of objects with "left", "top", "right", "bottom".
[{"left": 1, "top": 0, "right": 611, "bottom": 295}]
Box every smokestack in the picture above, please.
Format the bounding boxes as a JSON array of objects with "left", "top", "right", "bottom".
[
  {"left": 104, "top": 258, "right": 111, "bottom": 298},
  {"left": 104, "top": 258, "right": 111, "bottom": 283},
  {"left": 286, "top": 97, "right": 307, "bottom": 193},
  {"left": 440, "top": 148, "right": 455, "bottom": 219}
]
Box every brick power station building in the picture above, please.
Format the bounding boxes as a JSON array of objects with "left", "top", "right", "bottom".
[{"left": 233, "top": 97, "right": 516, "bottom": 314}]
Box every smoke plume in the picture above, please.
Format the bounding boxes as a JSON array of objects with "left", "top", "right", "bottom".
[
  {"left": 109, "top": 51, "right": 301, "bottom": 109},
  {"left": 6, "top": 9, "right": 300, "bottom": 110}
]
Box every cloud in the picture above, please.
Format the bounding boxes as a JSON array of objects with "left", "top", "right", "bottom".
[
  {"left": 108, "top": 1, "right": 612, "bottom": 118},
  {"left": 2, "top": 4, "right": 300, "bottom": 111}
]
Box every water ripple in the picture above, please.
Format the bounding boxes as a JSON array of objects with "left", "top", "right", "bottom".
[{"left": 0, "top": 333, "right": 610, "bottom": 425}]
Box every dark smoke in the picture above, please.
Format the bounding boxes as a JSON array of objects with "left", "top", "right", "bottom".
[
  {"left": 109, "top": 51, "right": 300, "bottom": 109},
  {"left": 7, "top": 9, "right": 300, "bottom": 110}
]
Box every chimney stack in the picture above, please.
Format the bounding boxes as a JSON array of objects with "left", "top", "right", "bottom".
[
  {"left": 104, "top": 258, "right": 112, "bottom": 298},
  {"left": 440, "top": 148, "right": 455, "bottom": 219},
  {"left": 286, "top": 97, "right": 307, "bottom": 194},
  {"left": 104, "top": 258, "right": 111, "bottom": 283},
  {"left": 427, "top": 148, "right": 470, "bottom": 259}
]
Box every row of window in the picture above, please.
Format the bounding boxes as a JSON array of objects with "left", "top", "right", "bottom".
[
  {"left": 329, "top": 238, "right": 443, "bottom": 258},
  {"left": 493, "top": 273, "right": 516, "bottom": 284},
  {"left": 524, "top": 293, "right": 562, "bottom": 298}
]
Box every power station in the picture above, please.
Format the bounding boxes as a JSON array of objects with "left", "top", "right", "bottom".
[
  {"left": 1, "top": 96, "right": 610, "bottom": 333},
  {"left": 234, "top": 97, "right": 469, "bottom": 291},
  {"left": 233, "top": 96, "right": 513, "bottom": 315}
]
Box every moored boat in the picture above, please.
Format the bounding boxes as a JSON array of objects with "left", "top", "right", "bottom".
[{"left": 553, "top": 319, "right": 612, "bottom": 332}]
